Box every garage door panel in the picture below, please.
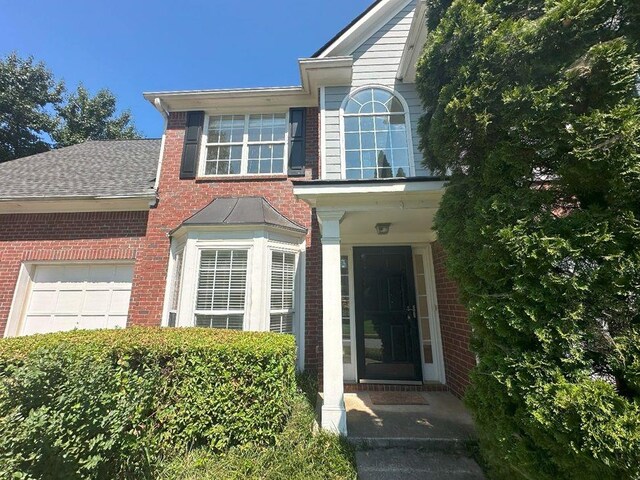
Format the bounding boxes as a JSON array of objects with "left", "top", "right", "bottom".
[
  {"left": 77, "top": 315, "right": 108, "bottom": 330},
  {"left": 21, "top": 264, "right": 134, "bottom": 336},
  {"left": 55, "top": 290, "right": 84, "bottom": 314},
  {"left": 28, "top": 290, "right": 58, "bottom": 313},
  {"left": 89, "top": 265, "right": 117, "bottom": 283},
  {"left": 113, "top": 265, "right": 134, "bottom": 283},
  {"left": 82, "top": 290, "right": 111, "bottom": 313},
  {"left": 107, "top": 316, "right": 128, "bottom": 329}
]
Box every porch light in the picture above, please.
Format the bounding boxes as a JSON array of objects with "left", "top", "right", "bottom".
[{"left": 375, "top": 223, "right": 391, "bottom": 235}]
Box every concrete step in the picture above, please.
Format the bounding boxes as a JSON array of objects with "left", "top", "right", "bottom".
[
  {"left": 348, "top": 435, "right": 471, "bottom": 452},
  {"left": 356, "top": 448, "right": 485, "bottom": 480}
]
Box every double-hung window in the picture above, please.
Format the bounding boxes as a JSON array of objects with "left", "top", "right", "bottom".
[
  {"left": 195, "top": 250, "right": 248, "bottom": 330},
  {"left": 269, "top": 251, "right": 296, "bottom": 334},
  {"left": 203, "top": 113, "right": 287, "bottom": 176}
]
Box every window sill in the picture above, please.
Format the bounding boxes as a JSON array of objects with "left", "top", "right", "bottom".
[{"left": 195, "top": 174, "right": 289, "bottom": 183}]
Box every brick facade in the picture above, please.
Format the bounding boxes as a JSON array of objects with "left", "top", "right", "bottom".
[
  {"left": 431, "top": 241, "right": 475, "bottom": 398},
  {"left": 0, "top": 107, "right": 474, "bottom": 397},
  {"left": 0, "top": 211, "right": 149, "bottom": 335},
  {"left": 126, "top": 108, "right": 321, "bottom": 330}
]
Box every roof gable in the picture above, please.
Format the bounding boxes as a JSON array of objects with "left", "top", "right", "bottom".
[{"left": 313, "top": 0, "right": 415, "bottom": 58}]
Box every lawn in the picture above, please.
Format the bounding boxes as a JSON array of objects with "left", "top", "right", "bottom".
[{"left": 158, "top": 375, "right": 358, "bottom": 480}]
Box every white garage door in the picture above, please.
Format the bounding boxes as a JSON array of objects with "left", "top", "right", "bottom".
[{"left": 21, "top": 263, "right": 134, "bottom": 336}]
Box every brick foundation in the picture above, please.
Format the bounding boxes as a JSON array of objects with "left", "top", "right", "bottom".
[{"left": 431, "top": 241, "right": 475, "bottom": 398}]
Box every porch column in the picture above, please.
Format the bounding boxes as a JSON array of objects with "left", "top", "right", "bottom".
[{"left": 317, "top": 210, "right": 347, "bottom": 435}]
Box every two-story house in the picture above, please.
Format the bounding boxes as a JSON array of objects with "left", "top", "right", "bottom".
[{"left": 0, "top": 0, "right": 475, "bottom": 435}]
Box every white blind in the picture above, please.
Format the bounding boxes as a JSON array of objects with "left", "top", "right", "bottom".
[
  {"left": 269, "top": 251, "right": 295, "bottom": 334},
  {"left": 195, "top": 250, "right": 248, "bottom": 329}
]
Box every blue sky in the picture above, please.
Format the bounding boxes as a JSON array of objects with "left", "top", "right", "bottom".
[{"left": 0, "top": 0, "right": 372, "bottom": 138}]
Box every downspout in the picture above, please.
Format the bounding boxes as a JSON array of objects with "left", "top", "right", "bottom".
[{"left": 152, "top": 97, "right": 170, "bottom": 195}]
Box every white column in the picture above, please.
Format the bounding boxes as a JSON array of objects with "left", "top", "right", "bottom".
[{"left": 317, "top": 210, "right": 347, "bottom": 435}]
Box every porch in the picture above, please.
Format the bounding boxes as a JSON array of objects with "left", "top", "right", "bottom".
[{"left": 294, "top": 177, "right": 474, "bottom": 436}]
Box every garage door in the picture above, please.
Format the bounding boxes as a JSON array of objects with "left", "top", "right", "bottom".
[{"left": 21, "top": 263, "right": 134, "bottom": 336}]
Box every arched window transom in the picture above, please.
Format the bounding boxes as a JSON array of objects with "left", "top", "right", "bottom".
[{"left": 343, "top": 88, "right": 411, "bottom": 179}]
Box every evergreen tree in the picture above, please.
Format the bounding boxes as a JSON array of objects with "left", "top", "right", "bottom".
[{"left": 417, "top": 0, "right": 640, "bottom": 478}]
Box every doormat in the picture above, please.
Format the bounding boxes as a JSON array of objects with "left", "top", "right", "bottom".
[{"left": 369, "top": 392, "right": 428, "bottom": 405}]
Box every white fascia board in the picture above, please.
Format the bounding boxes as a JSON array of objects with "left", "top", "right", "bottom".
[
  {"left": 397, "top": 0, "right": 429, "bottom": 82},
  {"left": 143, "top": 57, "right": 353, "bottom": 113},
  {"left": 169, "top": 223, "right": 308, "bottom": 239},
  {"left": 316, "top": 0, "right": 397, "bottom": 58},
  {"left": 0, "top": 194, "right": 157, "bottom": 214},
  {"left": 294, "top": 180, "right": 446, "bottom": 197}
]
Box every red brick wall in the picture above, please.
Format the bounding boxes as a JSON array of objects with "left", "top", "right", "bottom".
[
  {"left": 0, "top": 211, "right": 149, "bottom": 335},
  {"left": 431, "top": 241, "right": 475, "bottom": 398},
  {"left": 0, "top": 108, "right": 322, "bottom": 342},
  {"left": 127, "top": 108, "right": 321, "bottom": 331}
]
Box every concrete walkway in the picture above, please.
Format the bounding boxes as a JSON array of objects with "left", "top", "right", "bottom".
[{"left": 345, "top": 392, "right": 485, "bottom": 479}]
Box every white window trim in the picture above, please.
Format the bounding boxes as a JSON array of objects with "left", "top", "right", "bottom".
[
  {"left": 267, "top": 245, "right": 301, "bottom": 335},
  {"left": 193, "top": 248, "right": 251, "bottom": 330},
  {"left": 198, "top": 112, "right": 290, "bottom": 178},
  {"left": 339, "top": 84, "right": 416, "bottom": 180},
  {"left": 340, "top": 247, "right": 358, "bottom": 382}
]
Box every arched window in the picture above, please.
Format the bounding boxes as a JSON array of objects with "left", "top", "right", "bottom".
[{"left": 342, "top": 87, "right": 412, "bottom": 179}]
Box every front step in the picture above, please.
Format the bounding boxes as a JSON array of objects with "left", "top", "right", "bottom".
[
  {"left": 355, "top": 448, "right": 485, "bottom": 480},
  {"left": 348, "top": 435, "right": 471, "bottom": 452}
]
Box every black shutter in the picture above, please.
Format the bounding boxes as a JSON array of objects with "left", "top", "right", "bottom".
[
  {"left": 288, "top": 108, "right": 306, "bottom": 176},
  {"left": 180, "top": 111, "right": 205, "bottom": 179}
]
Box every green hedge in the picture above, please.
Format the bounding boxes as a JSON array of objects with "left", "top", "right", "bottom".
[{"left": 0, "top": 327, "right": 297, "bottom": 479}]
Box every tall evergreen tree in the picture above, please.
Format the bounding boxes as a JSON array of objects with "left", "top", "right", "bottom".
[
  {"left": 52, "top": 85, "right": 140, "bottom": 147},
  {"left": 0, "top": 53, "right": 63, "bottom": 162},
  {"left": 417, "top": 0, "right": 640, "bottom": 478}
]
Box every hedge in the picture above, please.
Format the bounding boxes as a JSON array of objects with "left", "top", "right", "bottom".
[{"left": 0, "top": 327, "right": 297, "bottom": 479}]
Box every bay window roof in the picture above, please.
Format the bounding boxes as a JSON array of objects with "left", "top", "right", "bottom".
[{"left": 173, "top": 197, "right": 306, "bottom": 234}]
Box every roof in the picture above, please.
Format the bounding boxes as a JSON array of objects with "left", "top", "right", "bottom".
[
  {"left": 177, "top": 197, "right": 307, "bottom": 234},
  {"left": 0, "top": 139, "right": 161, "bottom": 200},
  {"left": 312, "top": 0, "right": 383, "bottom": 57}
]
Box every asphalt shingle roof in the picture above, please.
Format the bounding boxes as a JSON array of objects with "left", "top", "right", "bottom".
[
  {"left": 178, "top": 197, "right": 307, "bottom": 234},
  {"left": 0, "top": 139, "right": 161, "bottom": 199}
]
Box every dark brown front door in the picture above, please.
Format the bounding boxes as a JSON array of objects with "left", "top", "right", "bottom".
[{"left": 354, "top": 246, "right": 422, "bottom": 382}]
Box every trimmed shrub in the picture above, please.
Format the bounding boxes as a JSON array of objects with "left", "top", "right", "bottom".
[{"left": 0, "top": 327, "right": 297, "bottom": 479}]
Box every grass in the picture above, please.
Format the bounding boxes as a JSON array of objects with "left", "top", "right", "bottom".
[{"left": 157, "top": 374, "right": 358, "bottom": 480}]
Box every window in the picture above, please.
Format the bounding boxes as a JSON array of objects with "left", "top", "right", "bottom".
[
  {"left": 342, "top": 88, "right": 411, "bottom": 179},
  {"left": 269, "top": 251, "right": 296, "bottom": 334},
  {"left": 341, "top": 255, "right": 352, "bottom": 364},
  {"left": 167, "top": 250, "right": 184, "bottom": 327},
  {"left": 195, "top": 250, "right": 248, "bottom": 330},
  {"left": 203, "top": 113, "right": 287, "bottom": 176}
]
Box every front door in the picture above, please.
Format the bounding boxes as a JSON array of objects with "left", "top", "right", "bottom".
[{"left": 354, "top": 246, "right": 422, "bottom": 382}]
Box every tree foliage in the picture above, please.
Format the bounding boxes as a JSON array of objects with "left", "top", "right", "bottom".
[
  {"left": 52, "top": 85, "right": 140, "bottom": 148},
  {"left": 0, "top": 53, "right": 63, "bottom": 162},
  {"left": 0, "top": 53, "right": 140, "bottom": 162},
  {"left": 416, "top": 0, "right": 640, "bottom": 478}
]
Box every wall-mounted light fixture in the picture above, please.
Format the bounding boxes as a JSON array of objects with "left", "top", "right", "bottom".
[{"left": 375, "top": 223, "right": 391, "bottom": 235}]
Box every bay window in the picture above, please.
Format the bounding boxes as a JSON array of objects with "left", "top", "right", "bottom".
[{"left": 203, "top": 113, "right": 287, "bottom": 176}]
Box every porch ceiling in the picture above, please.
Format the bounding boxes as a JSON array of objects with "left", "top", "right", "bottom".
[{"left": 293, "top": 178, "right": 445, "bottom": 244}]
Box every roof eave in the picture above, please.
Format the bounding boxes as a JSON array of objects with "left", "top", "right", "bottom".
[
  {"left": 397, "top": 0, "right": 429, "bottom": 83},
  {"left": 143, "top": 57, "right": 353, "bottom": 112},
  {"left": 0, "top": 193, "right": 157, "bottom": 215}
]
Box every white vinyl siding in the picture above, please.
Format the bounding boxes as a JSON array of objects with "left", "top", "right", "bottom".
[
  {"left": 21, "top": 264, "right": 133, "bottom": 336},
  {"left": 269, "top": 251, "right": 295, "bottom": 334},
  {"left": 194, "top": 250, "right": 248, "bottom": 330}
]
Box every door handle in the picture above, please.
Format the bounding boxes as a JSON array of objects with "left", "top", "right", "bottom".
[{"left": 407, "top": 305, "right": 416, "bottom": 318}]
